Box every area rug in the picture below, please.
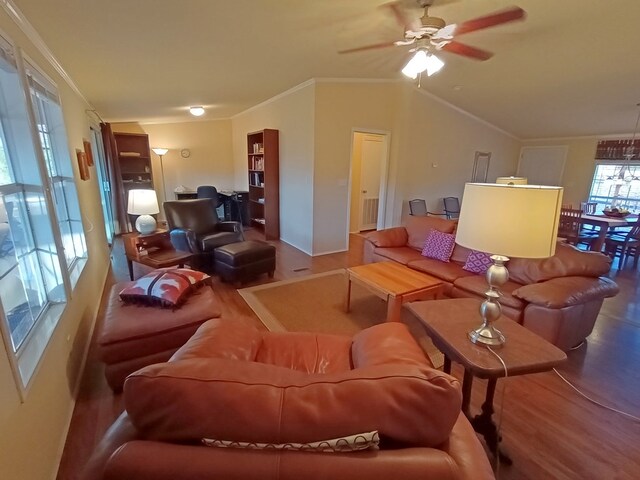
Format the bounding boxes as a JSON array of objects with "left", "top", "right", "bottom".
[{"left": 239, "top": 269, "right": 444, "bottom": 368}]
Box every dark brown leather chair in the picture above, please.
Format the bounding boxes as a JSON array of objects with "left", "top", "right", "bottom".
[{"left": 164, "top": 199, "right": 243, "bottom": 271}]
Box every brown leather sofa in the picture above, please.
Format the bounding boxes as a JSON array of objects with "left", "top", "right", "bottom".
[
  {"left": 364, "top": 215, "right": 619, "bottom": 351},
  {"left": 83, "top": 318, "right": 495, "bottom": 480}
]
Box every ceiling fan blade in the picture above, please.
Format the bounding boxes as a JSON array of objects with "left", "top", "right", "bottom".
[
  {"left": 385, "top": 1, "right": 421, "bottom": 32},
  {"left": 454, "top": 6, "right": 526, "bottom": 36},
  {"left": 440, "top": 40, "right": 493, "bottom": 61},
  {"left": 338, "top": 41, "right": 397, "bottom": 54}
]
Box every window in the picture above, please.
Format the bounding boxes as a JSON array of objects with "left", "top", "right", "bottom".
[
  {"left": 587, "top": 162, "right": 640, "bottom": 213},
  {"left": 24, "top": 61, "right": 87, "bottom": 283},
  {"left": 0, "top": 34, "right": 87, "bottom": 390}
]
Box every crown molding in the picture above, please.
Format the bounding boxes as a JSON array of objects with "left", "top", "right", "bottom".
[
  {"left": 523, "top": 132, "right": 639, "bottom": 142},
  {"left": 1, "top": 0, "right": 90, "bottom": 106},
  {"left": 233, "top": 78, "right": 316, "bottom": 118}
]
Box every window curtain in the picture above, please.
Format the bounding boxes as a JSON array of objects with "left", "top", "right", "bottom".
[{"left": 100, "top": 122, "right": 129, "bottom": 234}]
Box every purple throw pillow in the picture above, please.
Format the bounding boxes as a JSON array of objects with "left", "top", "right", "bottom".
[
  {"left": 421, "top": 230, "right": 456, "bottom": 262},
  {"left": 463, "top": 250, "right": 494, "bottom": 274}
]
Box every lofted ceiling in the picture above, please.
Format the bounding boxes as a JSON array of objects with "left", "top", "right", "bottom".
[{"left": 11, "top": 0, "right": 640, "bottom": 139}]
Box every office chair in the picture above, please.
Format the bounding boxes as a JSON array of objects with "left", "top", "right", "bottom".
[{"left": 197, "top": 185, "right": 222, "bottom": 209}]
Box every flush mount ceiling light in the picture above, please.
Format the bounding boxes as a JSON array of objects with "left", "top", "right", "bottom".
[
  {"left": 189, "top": 106, "right": 205, "bottom": 117},
  {"left": 401, "top": 49, "right": 444, "bottom": 79}
]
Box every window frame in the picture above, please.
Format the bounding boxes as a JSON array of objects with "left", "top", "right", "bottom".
[
  {"left": 0, "top": 32, "right": 89, "bottom": 397},
  {"left": 587, "top": 160, "right": 640, "bottom": 213}
]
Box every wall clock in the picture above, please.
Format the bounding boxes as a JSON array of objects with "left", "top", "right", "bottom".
[{"left": 180, "top": 149, "right": 191, "bottom": 158}]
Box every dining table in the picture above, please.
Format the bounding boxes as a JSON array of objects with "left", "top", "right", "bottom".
[{"left": 580, "top": 213, "right": 637, "bottom": 251}]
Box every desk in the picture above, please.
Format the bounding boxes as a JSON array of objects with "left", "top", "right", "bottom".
[
  {"left": 407, "top": 298, "right": 567, "bottom": 465},
  {"left": 122, "top": 230, "right": 192, "bottom": 280},
  {"left": 580, "top": 214, "right": 634, "bottom": 251}
]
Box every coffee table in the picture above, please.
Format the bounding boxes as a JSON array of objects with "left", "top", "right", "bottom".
[
  {"left": 345, "top": 262, "right": 443, "bottom": 322},
  {"left": 407, "top": 298, "right": 567, "bottom": 465}
]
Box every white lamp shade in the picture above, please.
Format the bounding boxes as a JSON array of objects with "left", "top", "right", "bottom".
[
  {"left": 496, "top": 176, "right": 528, "bottom": 185},
  {"left": 127, "top": 189, "right": 159, "bottom": 215},
  {"left": 402, "top": 51, "right": 444, "bottom": 79},
  {"left": 455, "top": 183, "right": 563, "bottom": 258},
  {"left": 152, "top": 147, "right": 168, "bottom": 156}
]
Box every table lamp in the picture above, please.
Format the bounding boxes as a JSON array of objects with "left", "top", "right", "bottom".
[
  {"left": 127, "top": 189, "right": 160, "bottom": 234},
  {"left": 496, "top": 176, "right": 528, "bottom": 185},
  {"left": 455, "top": 183, "right": 563, "bottom": 346}
]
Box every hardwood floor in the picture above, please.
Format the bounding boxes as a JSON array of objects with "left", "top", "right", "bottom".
[{"left": 56, "top": 230, "right": 640, "bottom": 480}]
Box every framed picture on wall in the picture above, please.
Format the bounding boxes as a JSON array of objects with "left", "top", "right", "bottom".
[{"left": 471, "top": 151, "right": 491, "bottom": 182}]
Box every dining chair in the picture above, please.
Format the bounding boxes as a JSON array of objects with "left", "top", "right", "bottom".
[
  {"left": 409, "top": 199, "right": 428, "bottom": 216},
  {"left": 558, "top": 207, "right": 596, "bottom": 249},
  {"left": 580, "top": 201, "right": 597, "bottom": 215},
  {"left": 604, "top": 217, "right": 640, "bottom": 269},
  {"left": 443, "top": 197, "right": 460, "bottom": 220}
]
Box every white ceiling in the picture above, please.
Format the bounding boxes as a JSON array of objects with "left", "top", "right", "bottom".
[{"left": 11, "top": 0, "right": 640, "bottom": 139}]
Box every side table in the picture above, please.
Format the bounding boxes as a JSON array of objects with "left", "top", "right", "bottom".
[
  {"left": 407, "top": 298, "right": 567, "bottom": 465},
  {"left": 122, "top": 230, "right": 193, "bottom": 280}
]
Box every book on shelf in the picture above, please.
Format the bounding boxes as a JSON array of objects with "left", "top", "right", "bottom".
[{"left": 120, "top": 151, "right": 141, "bottom": 157}]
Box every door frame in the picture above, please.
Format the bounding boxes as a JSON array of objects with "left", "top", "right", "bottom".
[
  {"left": 346, "top": 128, "right": 391, "bottom": 242},
  {"left": 517, "top": 145, "right": 568, "bottom": 186}
]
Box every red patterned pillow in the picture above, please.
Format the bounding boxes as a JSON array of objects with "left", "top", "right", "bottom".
[
  {"left": 421, "top": 230, "right": 456, "bottom": 262},
  {"left": 463, "top": 250, "right": 494, "bottom": 274},
  {"left": 119, "top": 268, "right": 211, "bottom": 308}
]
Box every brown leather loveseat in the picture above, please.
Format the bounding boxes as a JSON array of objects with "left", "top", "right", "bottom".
[
  {"left": 363, "top": 215, "right": 619, "bottom": 350},
  {"left": 82, "top": 318, "right": 495, "bottom": 480}
]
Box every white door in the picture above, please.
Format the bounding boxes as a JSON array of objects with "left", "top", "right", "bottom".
[
  {"left": 518, "top": 146, "right": 568, "bottom": 186},
  {"left": 358, "top": 134, "right": 384, "bottom": 231}
]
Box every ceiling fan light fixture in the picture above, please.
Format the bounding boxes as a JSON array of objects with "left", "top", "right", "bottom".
[
  {"left": 189, "top": 106, "right": 205, "bottom": 117},
  {"left": 401, "top": 50, "right": 444, "bottom": 79}
]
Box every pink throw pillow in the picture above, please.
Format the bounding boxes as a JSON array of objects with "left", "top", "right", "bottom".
[
  {"left": 463, "top": 250, "right": 494, "bottom": 274},
  {"left": 421, "top": 230, "right": 456, "bottom": 262}
]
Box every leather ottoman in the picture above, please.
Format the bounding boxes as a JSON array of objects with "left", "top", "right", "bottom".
[
  {"left": 97, "top": 281, "right": 222, "bottom": 392},
  {"left": 214, "top": 240, "right": 276, "bottom": 284}
]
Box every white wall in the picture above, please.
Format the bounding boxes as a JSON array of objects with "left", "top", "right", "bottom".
[{"left": 231, "top": 83, "right": 315, "bottom": 254}]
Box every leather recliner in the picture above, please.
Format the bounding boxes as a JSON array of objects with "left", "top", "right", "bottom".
[
  {"left": 81, "top": 319, "right": 495, "bottom": 480},
  {"left": 164, "top": 198, "right": 243, "bottom": 271}
]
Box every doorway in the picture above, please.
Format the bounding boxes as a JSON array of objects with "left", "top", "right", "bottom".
[{"left": 348, "top": 131, "right": 390, "bottom": 233}]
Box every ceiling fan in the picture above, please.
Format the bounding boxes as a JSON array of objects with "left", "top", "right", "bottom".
[{"left": 339, "top": 1, "right": 526, "bottom": 79}]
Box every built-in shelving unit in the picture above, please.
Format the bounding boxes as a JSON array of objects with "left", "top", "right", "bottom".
[
  {"left": 247, "top": 129, "right": 279, "bottom": 239},
  {"left": 114, "top": 132, "right": 153, "bottom": 206}
]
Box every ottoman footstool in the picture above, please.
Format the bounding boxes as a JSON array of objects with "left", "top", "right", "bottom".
[
  {"left": 214, "top": 240, "right": 276, "bottom": 285},
  {"left": 97, "top": 281, "right": 222, "bottom": 392}
]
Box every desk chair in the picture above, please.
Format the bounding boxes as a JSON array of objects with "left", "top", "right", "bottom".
[{"left": 196, "top": 185, "right": 222, "bottom": 208}]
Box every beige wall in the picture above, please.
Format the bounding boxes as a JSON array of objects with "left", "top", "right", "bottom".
[
  {"left": 0, "top": 10, "right": 110, "bottom": 480},
  {"left": 231, "top": 84, "right": 315, "bottom": 254},
  {"left": 395, "top": 87, "right": 522, "bottom": 219},
  {"left": 314, "top": 81, "right": 397, "bottom": 254},
  {"left": 112, "top": 120, "right": 234, "bottom": 209},
  {"left": 521, "top": 137, "right": 598, "bottom": 207}
]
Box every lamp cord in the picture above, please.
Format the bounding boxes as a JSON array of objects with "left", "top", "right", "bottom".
[
  {"left": 552, "top": 368, "right": 640, "bottom": 422},
  {"left": 486, "top": 347, "right": 508, "bottom": 479}
]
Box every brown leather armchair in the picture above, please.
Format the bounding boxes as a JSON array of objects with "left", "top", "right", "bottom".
[
  {"left": 82, "top": 319, "right": 495, "bottom": 480},
  {"left": 164, "top": 199, "right": 243, "bottom": 271}
]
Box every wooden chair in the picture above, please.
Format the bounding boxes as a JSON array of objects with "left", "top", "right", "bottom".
[
  {"left": 580, "top": 201, "right": 597, "bottom": 215},
  {"left": 558, "top": 207, "right": 597, "bottom": 248},
  {"left": 604, "top": 218, "right": 640, "bottom": 269}
]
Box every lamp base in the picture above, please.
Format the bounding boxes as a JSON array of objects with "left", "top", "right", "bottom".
[
  {"left": 468, "top": 325, "right": 505, "bottom": 346},
  {"left": 135, "top": 214, "right": 157, "bottom": 235}
]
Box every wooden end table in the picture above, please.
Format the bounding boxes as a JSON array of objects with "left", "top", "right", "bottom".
[
  {"left": 407, "top": 298, "right": 567, "bottom": 465},
  {"left": 345, "top": 262, "right": 443, "bottom": 322},
  {"left": 122, "top": 230, "right": 193, "bottom": 280}
]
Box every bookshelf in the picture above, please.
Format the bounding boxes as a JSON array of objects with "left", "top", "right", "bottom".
[
  {"left": 247, "top": 129, "right": 279, "bottom": 239},
  {"left": 114, "top": 132, "right": 153, "bottom": 202}
]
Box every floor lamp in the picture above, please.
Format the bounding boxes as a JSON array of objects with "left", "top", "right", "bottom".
[
  {"left": 455, "top": 183, "right": 563, "bottom": 346},
  {"left": 151, "top": 148, "right": 169, "bottom": 203}
]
